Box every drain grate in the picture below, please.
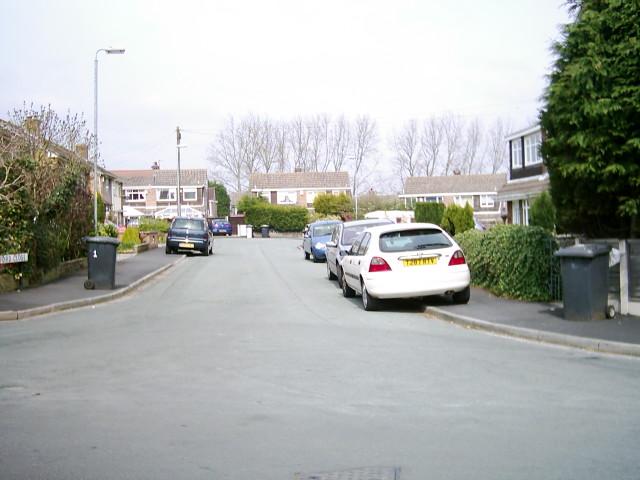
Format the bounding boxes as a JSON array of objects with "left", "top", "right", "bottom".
[{"left": 295, "top": 466, "right": 400, "bottom": 480}]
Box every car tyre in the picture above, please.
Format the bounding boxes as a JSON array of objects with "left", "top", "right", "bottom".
[
  {"left": 362, "top": 282, "right": 381, "bottom": 311},
  {"left": 304, "top": 250, "right": 310, "bottom": 260},
  {"left": 327, "top": 261, "right": 337, "bottom": 280},
  {"left": 342, "top": 272, "right": 355, "bottom": 298},
  {"left": 452, "top": 286, "right": 471, "bottom": 304},
  {"left": 165, "top": 245, "right": 172, "bottom": 254},
  {"left": 202, "top": 244, "right": 209, "bottom": 257},
  {"left": 337, "top": 266, "right": 344, "bottom": 288}
]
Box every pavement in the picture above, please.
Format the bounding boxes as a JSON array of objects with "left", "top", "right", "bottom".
[
  {"left": 0, "top": 246, "right": 184, "bottom": 321},
  {"left": 1, "top": 243, "right": 639, "bottom": 357}
]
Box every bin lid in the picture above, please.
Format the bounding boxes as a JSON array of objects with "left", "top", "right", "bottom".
[
  {"left": 554, "top": 243, "right": 610, "bottom": 258},
  {"left": 83, "top": 236, "right": 120, "bottom": 245}
]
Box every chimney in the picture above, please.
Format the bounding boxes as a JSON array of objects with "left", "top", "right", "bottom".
[
  {"left": 294, "top": 167, "right": 303, "bottom": 173},
  {"left": 75, "top": 144, "right": 89, "bottom": 160},
  {"left": 24, "top": 116, "right": 41, "bottom": 135},
  {"left": 453, "top": 168, "right": 461, "bottom": 175},
  {"left": 151, "top": 161, "right": 160, "bottom": 170}
]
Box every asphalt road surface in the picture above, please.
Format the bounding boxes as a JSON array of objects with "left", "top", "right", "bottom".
[{"left": 1, "top": 238, "right": 639, "bottom": 480}]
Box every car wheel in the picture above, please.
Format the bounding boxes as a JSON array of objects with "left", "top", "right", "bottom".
[
  {"left": 165, "top": 245, "right": 171, "bottom": 254},
  {"left": 337, "top": 265, "right": 344, "bottom": 288},
  {"left": 327, "top": 261, "right": 336, "bottom": 280},
  {"left": 362, "top": 282, "right": 381, "bottom": 311},
  {"left": 342, "top": 272, "right": 355, "bottom": 298},
  {"left": 312, "top": 253, "right": 320, "bottom": 263},
  {"left": 304, "top": 250, "right": 310, "bottom": 260},
  {"left": 202, "top": 245, "right": 209, "bottom": 257},
  {"left": 452, "top": 286, "right": 470, "bottom": 304}
]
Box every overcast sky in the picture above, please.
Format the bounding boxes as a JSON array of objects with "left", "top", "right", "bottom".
[{"left": 1, "top": 0, "right": 569, "bottom": 181}]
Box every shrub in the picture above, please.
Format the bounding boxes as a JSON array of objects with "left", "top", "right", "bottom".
[
  {"left": 529, "top": 192, "right": 556, "bottom": 233},
  {"left": 97, "top": 223, "right": 118, "bottom": 238},
  {"left": 139, "top": 217, "right": 169, "bottom": 233},
  {"left": 414, "top": 202, "right": 445, "bottom": 225},
  {"left": 441, "top": 203, "right": 474, "bottom": 236},
  {"left": 238, "top": 194, "right": 268, "bottom": 213},
  {"left": 121, "top": 227, "right": 140, "bottom": 245},
  {"left": 455, "top": 224, "right": 557, "bottom": 301},
  {"left": 245, "top": 204, "right": 308, "bottom": 232},
  {"left": 313, "top": 192, "right": 353, "bottom": 217}
]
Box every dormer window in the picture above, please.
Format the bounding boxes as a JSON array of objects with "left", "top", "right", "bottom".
[
  {"left": 524, "top": 131, "right": 542, "bottom": 166},
  {"left": 511, "top": 140, "right": 523, "bottom": 170}
]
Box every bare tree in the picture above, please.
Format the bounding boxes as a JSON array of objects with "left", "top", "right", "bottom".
[
  {"left": 392, "top": 119, "right": 421, "bottom": 184},
  {"left": 485, "top": 118, "right": 511, "bottom": 174},
  {"left": 419, "top": 116, "right": 443, "bottom": 176},
  {"left": 289, "top": 117, "right": 310, "bottom": 171},
  {"left": 441, "top": 113, "right": 463, "bottom": 175},
  {"left": 208, "top": 116, "right": 245, "bottom": 192},
  {"left": 461, "top": 118, "right": 482, "bottom": 174},
  {"left": 238, "top": 115, "right": 262, "bottom": 182},
  {"left": 351, "top": 115, "right": 378, "bottom": 198},
  {"left": 256, "top": 117, "right": 279, "bottom": 174},
  {"left": 274, "top": 121, "right": 289, "bottom": 172},
  {"left": 330, "top": 115, "right": 350, "bottom": 172},
  {"left": 307, "top": 115, "right": 326, "bottom": 172}
]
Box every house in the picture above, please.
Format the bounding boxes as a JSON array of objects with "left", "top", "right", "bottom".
[
  {"left": 399, "top": 173, "right": 507, "bottom": 226},
  {"left": 112, "top": 164, "right": 210, "bottom": 220},
  {"left": 497, "top": 124, "right": 548, "bottom": 225},
  {"left": 249, "top": 171, "right": 351, "bottom": 209}
]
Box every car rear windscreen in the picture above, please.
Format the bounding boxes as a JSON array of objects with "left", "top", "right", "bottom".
[
  {"left": 312, "top": 225, "right": 334, "bottom": 236},
  {"left": 342, "top": 222, "right": 391, "bottom": 245},
  {"left": 173, "top": 219, "right": 205, "bottom": 231},
  {"left": 379, "top": 228, "right": 452, "bottom": 252}
]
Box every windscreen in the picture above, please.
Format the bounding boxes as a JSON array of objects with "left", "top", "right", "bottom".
[
  {"left": 379, "top": 228, "right": 452, "bottom": 252},
  {"left": 312, "top": 225, "right": 334, "bottom": 237},
  {"left": 342, "top": 222, "right": 390, "bottom": 246},
  {"left": 173, "top": 219, "right": 205, "bottom": 231}
]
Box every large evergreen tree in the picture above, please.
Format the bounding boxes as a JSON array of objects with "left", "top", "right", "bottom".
[{"left": 540, "top": 0, "right": 640, "bottom": 237}]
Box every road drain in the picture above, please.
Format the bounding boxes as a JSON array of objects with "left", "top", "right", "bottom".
[{"left": 295, "top": 466, "right": 400, "bottom": 480}]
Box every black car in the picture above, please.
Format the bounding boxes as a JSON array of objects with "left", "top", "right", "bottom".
[{"left": 166, "top": 217, "right": 213, "bottom": 256}]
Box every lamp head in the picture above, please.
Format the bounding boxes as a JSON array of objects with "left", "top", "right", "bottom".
[{"left": 105, "top": 48, "right": 125, "bottom": 54}]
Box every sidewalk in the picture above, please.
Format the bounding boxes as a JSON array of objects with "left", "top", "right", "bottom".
[
  {"left": 426, "top": 287, "right": 640, "bottom": 357},
  {"left": 0, "top": 247, "right": 183, "bottom": 320}
]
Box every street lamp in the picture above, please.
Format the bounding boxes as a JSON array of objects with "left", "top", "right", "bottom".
[{"left": 93, "top": 47, "right": 125, "bottom": 233}]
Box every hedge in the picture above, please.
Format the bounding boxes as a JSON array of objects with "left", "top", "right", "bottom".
[
  {"left": 414, "top": 202, "right": 445, "bottom": 225},
  {"left": 245, "top": 204, "right": 308, "bottom": 232},
  {"left": 455, "top": 225, "right": 557, "bottom": 301},
  {"left": 441, "top": 203, "right": 474, "bottom": 236}
]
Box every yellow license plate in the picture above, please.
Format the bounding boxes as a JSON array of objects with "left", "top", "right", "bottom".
[
  {"left": 403, "top": 257, "right": 437, "bottom": 267},
  {"left": 179, "top": 242, "right": 194, "bottom": 248}
]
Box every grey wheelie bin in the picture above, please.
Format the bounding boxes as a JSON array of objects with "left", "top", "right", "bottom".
[
  {"left": 84, "top": 236, "right": 120, "bottom": 290},
  {"left": 261, "top": 225, "right": 270, "bottom": 238},
  {"left": 555, "top": 244, "right": 610, "bottom": 321}
]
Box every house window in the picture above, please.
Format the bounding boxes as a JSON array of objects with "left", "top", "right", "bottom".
[
  {"left": 480, "top": 195, "right": 495, "bottom": 208},
  {"left": 157, "top": 189, "right": 176, "bottom": 201},
  {"left": 454, "top": 195, "right": 473, "bottom": 207},
  {"left": 511, "top": 140, "right": 523, "bottom": 169},
  {"left": 183, "top": 188, "right": 197, "bottom": 201},
  {"left": 512, "top": 199, "right": 530, "bottom": 225},
  {"left": 524, "top": 132, "right": 542, "bottom": 166},
  {"left": 125, "top": 189, "right": 146, "bottom": 202},
  {"left": 306, "top": 191, "right": 317, "bottom": 206},
  {"left": 277, "top": 191, "right": 297, "bottom": 205}
]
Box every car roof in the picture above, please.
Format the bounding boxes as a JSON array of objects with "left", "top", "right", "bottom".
[
  {"left": 310, "top": 220, "right": 342, "bottom": 226},
  {"left": 359, "top": 222, "right": 444, "bottom": 236},
  {"left": 341, "top": 218, "right": 394, "bottom": 228}
]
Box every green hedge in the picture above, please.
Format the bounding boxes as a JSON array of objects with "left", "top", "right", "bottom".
[
  {"left": 414, "top": 202, "right": 445, "bottom": 224},
  {"left": 139, "top": 217, "right": 169, "bottom": 233},
  {"left": 245, "top": 204, "right": 309, "bottom": 232},
  {"left": 442, "top": 203, "right": 474, "bottom": 236},
  {"left": 455, "top": 225, "right": 557, "bottom": 301}
]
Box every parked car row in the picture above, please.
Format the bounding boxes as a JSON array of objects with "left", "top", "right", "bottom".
[{"left": 303, "top": 219, "right": 471, "bottom": 311}]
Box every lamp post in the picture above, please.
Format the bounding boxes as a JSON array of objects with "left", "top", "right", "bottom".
[{"left": 93, "top": 47, "right": 125, "bottom": 233}]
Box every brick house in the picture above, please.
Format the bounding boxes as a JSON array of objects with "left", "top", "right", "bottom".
[
  {"left": 399, "top": 173, "right": 507, "bottom": 227},
  {"left": 112, "top": 166, "right": 210, "bottom": 219},
  {"left": 249, "top": 171, "right": 351, "bottom": 209},
  {"left": 497, "top": 124, "right": 548, "bottom": 225}
]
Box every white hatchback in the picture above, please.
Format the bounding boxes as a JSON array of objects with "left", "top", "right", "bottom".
[{"left": 340, "top": 223, "right": 471, "bottom": 311}]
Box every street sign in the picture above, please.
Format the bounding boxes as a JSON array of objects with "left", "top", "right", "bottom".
[{"left": 0, "top": 252, "right": 28, "bottom": 265}]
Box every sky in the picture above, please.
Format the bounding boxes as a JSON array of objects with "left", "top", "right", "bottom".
[{"left": 1, "top": 0, "right": 570, "bottom": 188}]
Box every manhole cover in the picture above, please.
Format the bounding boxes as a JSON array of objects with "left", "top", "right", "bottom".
[{"left": 295, "top": 466, "right": 400, "bottom": 480}]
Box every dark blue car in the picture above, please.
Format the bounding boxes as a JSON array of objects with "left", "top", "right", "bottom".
[
  {"left": 210, "top": 218, "right": 232, "bottom": 236},
  {"left": 303, "top": 220, "right": 342, "bottom": 262}
]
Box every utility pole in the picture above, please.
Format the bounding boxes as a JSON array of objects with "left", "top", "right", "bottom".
[{"left": 176, "top": 126, "right": 182, "bottom": 217}]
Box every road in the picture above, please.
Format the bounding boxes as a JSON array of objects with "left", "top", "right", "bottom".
[{"left": 1, "top": 238, "right": 639, "bottom": 480}]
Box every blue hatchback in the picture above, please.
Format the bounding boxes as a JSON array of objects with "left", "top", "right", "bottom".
[
  {"left": 303, "top": 220, "right": 342, "bottom": 262},
  {"left": 210, "top": 218, "right": 232, "bottom": 236}
]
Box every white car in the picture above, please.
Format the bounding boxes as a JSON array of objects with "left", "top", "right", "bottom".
[{"left": 339, "top": 223, "right": 471, "bottom": 311}]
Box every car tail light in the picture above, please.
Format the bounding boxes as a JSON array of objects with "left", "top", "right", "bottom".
[
  {"left": 369, "top": 256, "right": 392, "bottom": 272},
  {"left": 448, "top": 250, "right": 466, "bottom": 266}
]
